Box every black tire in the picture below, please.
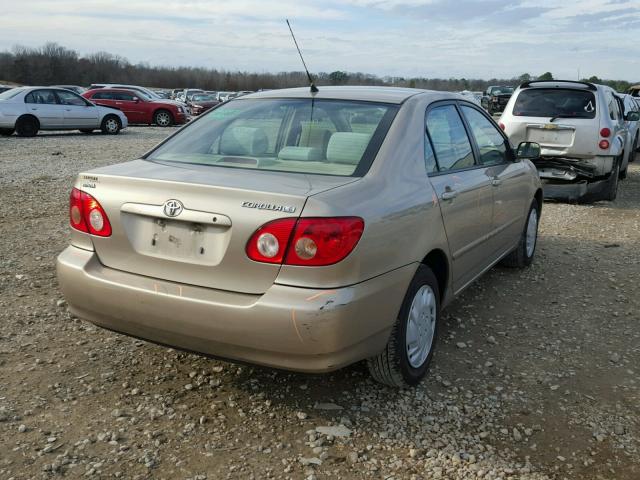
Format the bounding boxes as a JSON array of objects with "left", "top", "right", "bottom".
[
  {"left": 501, "top": 200, "right": 540, "bottom": 268},
  {"left": 80, "top": 129, "right": 94, "bottom": 134},
  {"left": 631, "top": 134, "right": 639, "bottom": 161},
  {"left": 153, "top": 109, "right": 173, "bottom": 127},
  {"left": 603, "top": 157, "right": 620, "bottom": 201},
  {"left": 367, "top": 265, "right": 440, "bottom": 388},
  {"left": 101, "top": 115, "right": 121, "bottom": 135},
  {"left": 0, "top": 128, "right": 14, "bottom": 136},
  {"left": 15, "top": 116, "right": 39, "bottom": 137}
]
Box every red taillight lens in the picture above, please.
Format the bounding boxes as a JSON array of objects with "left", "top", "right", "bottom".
[
  {"left": 600, "top": 128, "right": 611, "bottom": 138},
  {"left": 69, "top": 187, "right": 112, "bottom": 237},
  {"left": 499, "top": 122, "right": 505, "bottom": 131},
  {"left": 246, "top": 218, "right": 297, "bottom": 264},
  {"left": 599, "top": 139, "right": 610, "bottom": 150},
  {"left": 285, "top": 217, "right": 364, "bottom": 266},
  {"left": 246, "top": 217, "right": 364, "bottom": 266}
]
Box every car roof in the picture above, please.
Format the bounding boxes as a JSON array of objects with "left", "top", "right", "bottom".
[
  {"left": 89, "top": 88, "right": 140, "bottom": 93},
  {"left": 238, "top": 86, "right": 440, "bottom": 104}
]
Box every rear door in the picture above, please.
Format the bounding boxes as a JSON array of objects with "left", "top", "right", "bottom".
[
  {"left": 426, "top": 103, "right": 495, "bottom": 293},
  {"left": 24, "top": 89, "right": 65, "bottom": 128},
  {"left": 460, "top": 104, "right": 529, "bottom": 256},
  {"left": 56, "top": 89, "right": 99, "bottom": 128}
]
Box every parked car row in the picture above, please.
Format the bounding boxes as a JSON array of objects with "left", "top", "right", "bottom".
[{"left": 499, "top": 80, "right": 640, "bottom": 202}]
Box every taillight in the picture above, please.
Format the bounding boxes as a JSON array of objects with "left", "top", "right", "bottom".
[
  {"left": 246, "top": 217, "right": 364, "bottom": 266},
  {"left": 285, "top": 217, "right": 364, "bottom": 266},
  {"left": 69, "top": 187, "right": 112, "bottom": 237},
  {"left": 499, "top": 122, "right": 505, "bottom": 131},
  {"left": 600, "top": 128, "right": 611, "bottom": 138},
  {"left": 245, "top": 218, "right": 297, "bottom": 264},
  {"left": 599, "top": 139, "right": 610, "bottom": 150}
]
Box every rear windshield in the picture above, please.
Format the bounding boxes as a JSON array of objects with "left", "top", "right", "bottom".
[
  {"left": 0, "top": 87, "right": 23, "bottom": 100},
  {"left": 147, "top": 98, "right": 398, "bottom": 177},
  {"left": 513, "top": 88, "right": 596, "bottom": 118}
]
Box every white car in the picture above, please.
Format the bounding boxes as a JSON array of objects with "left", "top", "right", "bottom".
[
  {"left": 0, "top": 87, "right": 128, "bottom": 137},
  {"left": 499, "top": 80, "right": 638, "bottom": 202}
]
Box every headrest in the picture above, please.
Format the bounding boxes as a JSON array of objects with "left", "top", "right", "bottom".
[
  {"left": 278, "top": 146, "right": 323, "bottom": 162},
  {"left": 326, "top": 132, "right": 372, "bottom": 165},
  {"left": 220, "top": 126, "right": 268, "bottom": 156}
]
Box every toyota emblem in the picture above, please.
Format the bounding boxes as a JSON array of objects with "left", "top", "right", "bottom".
[{"left": 163, "top": 199, "right": 184, "bottom": 217}]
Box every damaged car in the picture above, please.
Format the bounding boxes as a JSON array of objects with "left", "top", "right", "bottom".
[{"left": 500, "top": 80, "right": 638, "bottom": 202}]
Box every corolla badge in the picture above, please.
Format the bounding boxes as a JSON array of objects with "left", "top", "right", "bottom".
[
  {"left": 241, "top": 201, "right": 296, "bottom": 213},
  {"left": 163, "top": 199, "right": 184, "bottom": 217}
]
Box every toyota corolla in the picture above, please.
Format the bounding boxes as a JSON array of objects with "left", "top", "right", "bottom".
[{"left": 57, "top": 86, "right": 543, "bottom": 387}]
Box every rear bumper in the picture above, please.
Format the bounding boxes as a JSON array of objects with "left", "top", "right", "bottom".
[
  {"left": 56, "top": 246, "right": 414, "bottom": 373},
  {"left": 541, "top": 178, "right": 609, "bottom": 201}
]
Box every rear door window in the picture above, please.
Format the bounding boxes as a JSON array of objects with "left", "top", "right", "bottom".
[
  {"left": 24, "top": 89, "right": 59, "bottom": 105},
  {"left": 513, "top": 88, "right": 596, "bottom": 119},
  {"left": 426, "top": 105, "right": 475, "bottom": 172}
]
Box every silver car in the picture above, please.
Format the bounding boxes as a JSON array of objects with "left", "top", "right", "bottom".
[
  {"left": 57, "top": 87, "right": 542, "bottom": 387},
  {"left": 500, "top": 80, "right": 639, "bottom": 201},
  {"left": 0, "top": 87, "right": 128, "bottom": 137}
]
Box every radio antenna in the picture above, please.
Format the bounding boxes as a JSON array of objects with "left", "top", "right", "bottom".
[{"left": 286, "top": 19, "right": 318, "bottom": 93}]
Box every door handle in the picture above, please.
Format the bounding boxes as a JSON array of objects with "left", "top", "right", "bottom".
[
  {"left": 65, "top": 108, "right": 72, "bottom": 111},
  {"left": 441, "top": 189, "right": 458, "bottom": 201},
  {"left": 31, "top": 108, "right": 38, "bottom": 111},
  {"left": 491, "top": 178, "right": 502, "bottom": 186}
]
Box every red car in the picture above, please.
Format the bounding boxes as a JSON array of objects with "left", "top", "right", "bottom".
[
  {"left": 187, "top": 93, "right": 220, "bottom": 115},
  {"left": 82, "top": 88, "right": 187, "bottom": 127}
]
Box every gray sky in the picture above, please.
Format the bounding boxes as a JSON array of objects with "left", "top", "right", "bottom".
[{"left": 1, "top": 0, "right": 639, "bottom": 80}]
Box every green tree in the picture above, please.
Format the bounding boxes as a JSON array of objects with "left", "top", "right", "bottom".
[
  {"left": 537, "top": 72, "right": 553, "bottom": 81},
  {"left": 328, "top": 70, "right": 349, "bottom": 85},
  {"left": 518, "top": 73, "right": 531, "bottom": 83}
]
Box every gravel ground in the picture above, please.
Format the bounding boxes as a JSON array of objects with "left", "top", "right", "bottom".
[{"left": 0, "top": 127, "right": 639, "bottom": 480}]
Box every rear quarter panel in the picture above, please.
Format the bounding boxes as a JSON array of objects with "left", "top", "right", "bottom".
[{"left": 276, "top": 94, "right": 451, "bottom": 290}]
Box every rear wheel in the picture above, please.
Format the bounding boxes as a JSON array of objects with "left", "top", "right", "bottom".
[
  {"left": 101, "top": 115, "right": 121, "bottom": 135},
  {"left": 367, "top": 265, "right": 440, "bottom": 388},
  {"left": 153, "top": 109, "right": 173, "bottom": 127},
  {"left": 0, "top": 128, "right": 14, "bottom": 136},
  {"left": 15, "top": 116, "right": 39, "bottom": 137},
  {"left": 501, "top": 200, "right": 539, "bottom": 268}
]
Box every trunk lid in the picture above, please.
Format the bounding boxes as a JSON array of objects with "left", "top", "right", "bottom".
[{"left": 77, "top": 159, "right": 356, "bottom": 294}]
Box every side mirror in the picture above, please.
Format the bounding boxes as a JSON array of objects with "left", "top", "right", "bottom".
[
  {"left": 516, "top": 142, "right": 541, "bottom": 161},
  {"left": 134, "top": 97, "right": 140, "bottom": 103},
  {"left": 625, "top": 111, "right": 639, "bottom": 121}
]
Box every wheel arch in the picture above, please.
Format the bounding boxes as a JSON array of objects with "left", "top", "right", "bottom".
[
  {"left": 420, "top": 249, "right": 449, "bottom": 303},
  {"left": 534, "top": 188, "right": 543, "bottom": 212},
  {"left": 17, "top": 114, "right": 40, "bottom": 129}
]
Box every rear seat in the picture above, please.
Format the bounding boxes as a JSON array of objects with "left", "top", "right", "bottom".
[{"left": 299, "top": 123, "right": 332, "bottom": 157}]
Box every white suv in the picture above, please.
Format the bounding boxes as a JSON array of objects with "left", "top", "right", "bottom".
[{"left": 500, "top": 80, "right": 639, "bottom": 201}]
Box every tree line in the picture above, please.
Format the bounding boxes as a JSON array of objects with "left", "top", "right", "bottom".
[{"left": 0, "top": 43, "right": 636, "bottom": 93}]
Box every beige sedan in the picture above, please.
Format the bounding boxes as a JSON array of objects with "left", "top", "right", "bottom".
[{"left": 57, "top": 86, "right": 542, "bottom": 387}]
